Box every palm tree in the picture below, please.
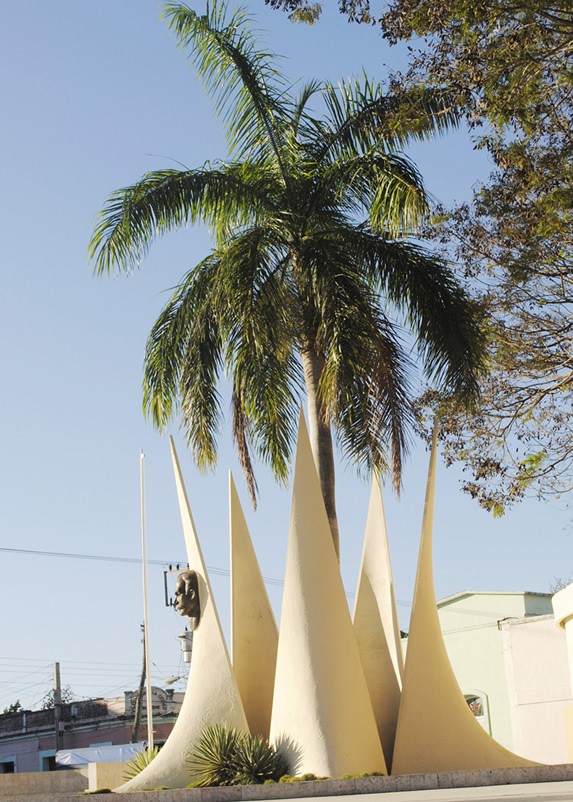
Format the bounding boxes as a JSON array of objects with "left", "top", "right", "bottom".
[{"left": 89, "top": 1, "right": 486, "bottom": 558}]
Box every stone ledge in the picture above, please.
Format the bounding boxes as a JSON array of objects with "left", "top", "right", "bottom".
[{"left": 2, "top": 763, "right": 573, "bottom": 802}]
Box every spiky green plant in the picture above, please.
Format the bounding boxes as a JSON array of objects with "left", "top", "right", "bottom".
[
  {"left": 122, "top": 746, "right": 160, "bottom": 781},
  {"left": 188, "top": 724, "right": 242, "bottom": 787},
  {"left": 187, "top": 724, "right": 288, "bottom": 786},
  {"left": 90, "top": 1, "right": 487, "bottom": 557},
  {"left": 233, "top": 733, "right": 287, "bottom": 784}
]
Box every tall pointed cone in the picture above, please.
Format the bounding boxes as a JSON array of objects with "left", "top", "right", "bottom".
[
  {"left": 392, "top": 424, "right": 537, "bottom": 774},
  {"left": 269, "top": 413, "right": 387, "bottom": 777},
  {"left": 116, "top": 440, "right": 248, "bottom": 792},
  {"left": 353, "top": 475, "right": 404, "bottom": 771},
  {"left": 230, "top": 472, "right": 278, "bottom": 738}
]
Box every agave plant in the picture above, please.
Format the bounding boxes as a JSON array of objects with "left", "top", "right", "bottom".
[
  {"left": 234, "top": 733, "right": 287, "bottom": 785},
  {"left": 188, "top": 724, "right": 242, "bottom": 787},
  {"left": 122, "top": 745, "right": 160, "bottom": 780},
  {"left": 188, "top": 724, "right": 287, "bottom": 786}
]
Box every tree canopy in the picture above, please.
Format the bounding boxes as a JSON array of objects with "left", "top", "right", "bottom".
[
  {"left": 2, "top": 700, "right": 23, "bottom": 714},
  {"left": 382, "top": 0, "right": 573, "bottom": 511},
  {"left": 90, "top": 1, "right": 486, "bottom": 552},
  {"left": 266, "top": 0, "right": 573, "bottom": 510}
]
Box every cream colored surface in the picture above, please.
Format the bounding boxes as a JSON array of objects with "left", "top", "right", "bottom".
[
  {"left": 392, "top": 427, "right": 537, "bottom": 775},
  {"left": 499, "top": 615, "right": 571, "bottom": 763},
  {"left": 115, "top": 439, "right": 248, "bottom": 792},
  {"left": 88, "top": 762, "right": 128, "bottom": 792},
  {"left": 552, "top": 584, "right": 573, "bottom": 688},
  {"left": 552, "top": 584, "right": 573, "bottom": 761},
  {"left": 269, "top": 413, "right": 387, "bottom": 777},
  {"left": 353, "top": 475, "right": 403, "bottom": 770},
  {"left": 566, "top": 707, "right": 573, "bottom": 762},
  {"left": 230, "top": 472, "right": 278, "bottom": 738}
]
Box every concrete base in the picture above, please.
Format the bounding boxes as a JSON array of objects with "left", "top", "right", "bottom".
[
  {"left": 3, "top": 763, "right": 573, "bottom": 801},
  {"left": 88, "top": 761, "right": 130, "bottom": 791},
  {"left": 567, "top": 707, "right": 573, "bottom": 761},
  {"left": 0, "top": 767, "right": 88, "bottom": 798}
]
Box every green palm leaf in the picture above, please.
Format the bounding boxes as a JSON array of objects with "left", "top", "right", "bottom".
[{"left": 164, "top": 2, "right": 289, "bottom": 171}]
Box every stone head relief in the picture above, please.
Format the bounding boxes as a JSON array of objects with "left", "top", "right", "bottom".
[{"left": 174, "top": 569, "right": 201, "bottom": 628}]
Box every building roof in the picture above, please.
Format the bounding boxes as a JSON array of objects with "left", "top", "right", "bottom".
[{"left": 437, "top": 590, "right": 551, "bottom": 608}]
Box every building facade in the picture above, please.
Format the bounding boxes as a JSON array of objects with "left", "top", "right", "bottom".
[
  {"left": 0, "top": 686, "right": 183, "bottom": 774},
  {"left": 437, "top": 591, "right": 572, "bottom": 763}
]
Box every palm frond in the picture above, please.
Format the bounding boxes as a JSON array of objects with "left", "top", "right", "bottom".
[
  {"left": 164, "top": 1, "right": 290, "bottom": 172},
  {"left": 290, "top": 79, "right": 323, "bottom": 136},
  {"left": 309, "top": 150, "right": 429, "bottom": 238},
  {"left": 298, "top": 237, "right": 413, "bottom": 488},
  {"left": 89, "top": 164, "right": 276, "bottom": 275},
  {"left": 143, "top": 257, "right": 224, "bottom": 470},
  {"left": 232, "top": 384, "right": 259, "bottom": 506},
  {"left": 354, "top": 231, "right": 488, "bottom": 402},
  {"left": 218, "top": 228, "right": 303, "bottom": 482},
  {"left": 317, "top": 77, "right": 459, "bottom": 165}
]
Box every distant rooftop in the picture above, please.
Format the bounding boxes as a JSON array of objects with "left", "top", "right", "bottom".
[{"left": 438, "top": 590, "right": 552, "bottom": 607}]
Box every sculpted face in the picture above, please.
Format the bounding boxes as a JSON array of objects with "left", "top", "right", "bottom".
[{"left": 174, "top": 570, "right": 201, "bottom": 622}]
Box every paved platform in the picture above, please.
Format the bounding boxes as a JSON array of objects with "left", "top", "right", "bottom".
[
  {"left": 2, "top": 765, "right": 573, "bottom": 801},
  {"left": 304, "top": 782, "right": 573, "bottom": 802},
  {"left": 4, "top": 782, "right": 573, "bottom": 801}
]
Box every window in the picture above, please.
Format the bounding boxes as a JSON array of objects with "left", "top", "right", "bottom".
[
  {"left": 465, "top": 691, "right": 491, "bottom": 733},
  {"left": 39, "top": 751, "right": 56, "bottom": 772}
]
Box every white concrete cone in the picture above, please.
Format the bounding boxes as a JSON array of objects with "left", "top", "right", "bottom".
[
  {"left": 353, "top": 474, "right": 404, "bottom": 771},
  {"left": 269, "top": 412, "right": 387, "bottom": 777},
  {"left": 116, "top": 439, "right": 248, "bottom": 792},
  {"left": 392, "top": 424, "right": 538, "bottom": 774},
  {"left": 230, "top": 472, "right": 278, "bottom": 739}
]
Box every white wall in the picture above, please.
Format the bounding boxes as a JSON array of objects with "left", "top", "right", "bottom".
[
  {"left": 501, "top": 614, "right": 572, "bottom": 764},
  {"left": 437, "top": 592, "right": 550, "bottom": 750},
  {"left": 434, "top": 591, "right": 572, "bottom": 762}
]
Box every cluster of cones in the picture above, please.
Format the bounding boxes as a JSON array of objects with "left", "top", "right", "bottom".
[{"left": 118, "top": 415, "right": 536, "bottom": 792}]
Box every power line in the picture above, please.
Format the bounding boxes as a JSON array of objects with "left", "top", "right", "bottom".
[
  {"left": 0, "top": 546, "right": 171, "bottom": 566},
  {"left": 0, "top": 545, "right": 421, "bottom": 606},
  {"left": 0, "top": 545, "right": 283, "bottom": 587}
]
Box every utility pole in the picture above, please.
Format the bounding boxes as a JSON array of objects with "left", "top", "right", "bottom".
[
  {"left": 131, "top": 624, "right": 146, "bottom": 743},
  {"left": 140, "top": 451, "right": 154, "bottom": 750},
  {"left": 53, "top": 662, "right": 62, "bottom": 753}
]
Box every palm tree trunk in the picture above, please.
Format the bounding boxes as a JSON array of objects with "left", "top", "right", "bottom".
[{"left": 301, "top": 344, "right": 340, "bottom": 560}]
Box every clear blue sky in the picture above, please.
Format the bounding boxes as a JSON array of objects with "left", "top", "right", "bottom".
[{"left": 0, "top": 1, "right": 569, "bottom": 712}]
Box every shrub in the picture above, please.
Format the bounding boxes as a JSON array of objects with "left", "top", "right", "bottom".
[
  {"left": 188, "top": 724, "right": 241, "bottom": 787},
  {"left": 234, "top": 733, "right": 288, "bottom": 785},
  {"left": 188, "top": 724, "right": 288, "bottom": 787},
  {"left": 122, "top": 746, "right": 160, "bottom": 781},
  {"left": 278, "top": 773, "right": 328, "bottom": 783}
]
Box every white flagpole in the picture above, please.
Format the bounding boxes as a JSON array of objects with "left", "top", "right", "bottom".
[{"left": 140, "top": 450, "right": 154, "bottom": 751}]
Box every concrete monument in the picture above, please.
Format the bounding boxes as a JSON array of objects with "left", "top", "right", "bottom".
[
  {"left": 115, "top": 439, "right": 248, "bottom": 792},
  {"left": 353, "top": 475, "right": 404, "bottom": 771},
  {"left": 392, "top": 426, "right": 537, "bottom": 774},
  {"left": 269, "top": 413, "right": 387, "bottom": 776},
  {"left": 230, "top": 473, "right": 278, "bottom": 739}
]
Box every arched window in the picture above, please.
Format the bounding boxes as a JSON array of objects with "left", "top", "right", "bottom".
[{"left": 464, "top": 691, "right": 491, "bottom": 733}]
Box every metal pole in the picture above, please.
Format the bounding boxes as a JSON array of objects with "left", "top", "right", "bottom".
[
  {"left": 140, "top": 451, "right": 154, "bottom": 751},
  {"left": 53, "top": 662, "right": 62, "bottom": 753},
  {"left": 131, "top": 624, "right": 146, "bottom": 743}
]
